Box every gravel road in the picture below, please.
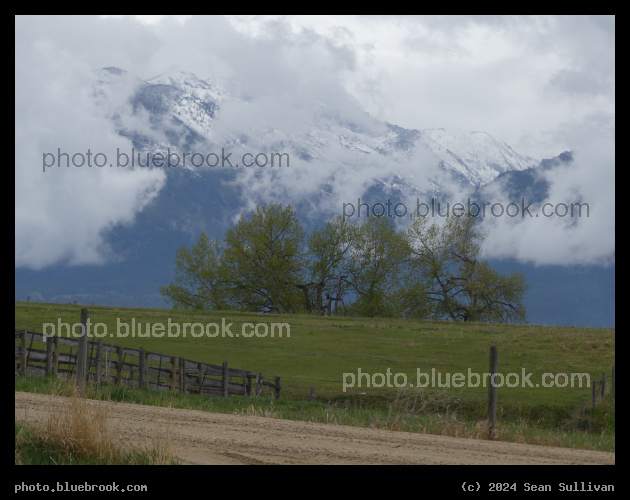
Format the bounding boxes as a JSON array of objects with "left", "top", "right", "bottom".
[{"left": 15, "top": 391, "right": 614, "bottom": 465}]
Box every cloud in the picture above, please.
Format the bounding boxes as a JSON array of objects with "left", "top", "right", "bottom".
[
  {"left": 15, "top": 16, "right": 166, "bottom": 270},
  {"left": 15, "top": 15, "right": 614, "bottom": 270},
  {"left": 479, "top": 115, "right": 614, "bottom": 266}
]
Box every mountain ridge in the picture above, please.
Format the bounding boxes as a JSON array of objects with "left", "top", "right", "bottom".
[
  {"left": 99, "top": 67, "right": 540, "bottom": 189},
  {"left": 14, "top": 68, "right": 614, "bottom": 328}
]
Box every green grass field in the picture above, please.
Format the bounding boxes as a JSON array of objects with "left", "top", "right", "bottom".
[{"left": 15, "top": 301, "right": 615, "bottom": 451}]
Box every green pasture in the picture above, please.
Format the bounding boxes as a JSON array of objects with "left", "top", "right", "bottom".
[{"left": 15, "top": 301, "right": 614, "bottom": 409}]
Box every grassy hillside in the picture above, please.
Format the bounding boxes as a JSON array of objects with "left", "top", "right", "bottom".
[
  {"left": 15, "top": 301, "right": 615, "bottom": 450},
  {"left": 15, "top": 302, "right": 614, "bottom": 403}
]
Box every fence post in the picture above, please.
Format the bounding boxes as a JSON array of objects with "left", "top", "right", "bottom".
[
  {"left": 612, "top": 366, "right": 615, "bottom": 397},
  {"left": 138, "top": 347, "right": 145, "bottom": 388},
  {"left": 601, "top": 373, "right": 606, "bottom": 398},
  {"left": 309, "top": 387, "right": 315, "bottom": 401},
  {"left": 179, "top": 358, "right": 186, "bottom": 394},
  {"left": 53, "top": 335, "right": 59, "bottom": 376},
  {"left": 69, "top": 345, "right": 74, "bottom": 378},
  {"left": 241, "top": 369, "right": 247, "bottom": 396},
  {"left": 274, "top": 376, "right": 281, "bottom": 400},
  {"left": 222, "top": 361, "right": 229, "bottom": 397},
  {"left": 246, "top": 373, "right": 252, "bottom": 396},
  {"left": 157, "top": 354, "right": 163, "bottom": 388},
  {"left": 487, "top": 346, "right": 498, "bottom": 438},
  {"left": 88, "top": 340, "right": 95, "bottom": 381},
  {"left": 256, "top": 373, "right": 264, "bottom": 397},
  {"left": 171, "top": 356, "right": 177, "bottom": 391},
  {"left": 20, "top": 330, "right": 27, "bottom": 376},
  {"left": 45, "top": 335, "right": 53, "bottom": 375},
  {"left": 198, "top": 362, "right": 204, "bottom": 395},
  {"left": 144, "top": 351, "right": 150, "bottom": 388},
  {"left": 76, "top": 309, "right": 89, "bottom": 397},
  {"left": 592, "top": 380, "right": 597, "bottom": 409},
  {"left": 95, "top": 339, "right": 103, "bottom": 384},
  {"left": 116, "top": 346, "right": 124, "bottom": 385},
  {"left": 178, "top": 358, "right": 183, "bottom": 393}
]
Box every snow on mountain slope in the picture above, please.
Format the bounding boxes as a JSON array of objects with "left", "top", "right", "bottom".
[
  {"left": 95, "top": 68, "right": 540, "bottom": 189},
  {"left": 419, "top": 128, "right": 539, "bottom": 185},
  {"left": 145, "top": 71, "right": 228, "bottom": 139}
]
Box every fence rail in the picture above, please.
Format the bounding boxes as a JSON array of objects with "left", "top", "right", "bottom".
[{"left": 14, "top": 329, "right": 281, "bottom": 399}]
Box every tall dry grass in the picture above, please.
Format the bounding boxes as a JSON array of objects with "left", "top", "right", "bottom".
[{"left": 15, "top": 380, "right": 175, "bottom": 465}]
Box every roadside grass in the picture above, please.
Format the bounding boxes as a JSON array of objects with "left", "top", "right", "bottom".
[
  {"left": 15, "top": 375, "right": 615, "bottom": 452},
  {"left": 15, "top": 302, "right": 615, "bottom": 453},
  {"left": 14, "top": 379, "right": 177, "bottom": 465}
]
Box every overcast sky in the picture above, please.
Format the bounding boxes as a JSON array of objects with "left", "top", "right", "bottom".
[{"left": 15, "top": 15, "right": 614, "bottom": 269}]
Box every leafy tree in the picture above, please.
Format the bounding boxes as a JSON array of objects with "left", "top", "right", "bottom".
[
  {"left": 344, "top": 216, "right": 410, "bottom": 317},
  {"left": 160, "top": 203, "right": 528, "bottom": 324},
  {"left": 405, "top": 213, "right": 528, "bottom": 323},
  {"left": 304, "top": 215, "right": 359, "bottom": 314},
  {"left": 221, "top": 202, "right": 307, "bottom": 313},
  {"left": 158, "top": 232, "right": 229, "bottom": 310}
]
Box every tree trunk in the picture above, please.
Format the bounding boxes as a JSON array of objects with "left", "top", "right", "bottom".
[{"left": 316, "top": 283, "right": 324, "bottom": 315}]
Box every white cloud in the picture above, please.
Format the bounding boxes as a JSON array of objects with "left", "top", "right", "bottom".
[
  {"left": 15, "top": 16, "right": 165, "bottom": 270},
  {"left": 15, "top": 15, "right": 614, "bottom": 269},
  {"left": 479, "top": 116, "right": 614, "bottom": 266}
]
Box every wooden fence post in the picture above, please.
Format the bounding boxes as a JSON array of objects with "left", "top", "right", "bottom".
[
  {"left": 612, "top": 366, "right": 615, "bottom": 397},
  {"left": 198, "top": 362, "right": 204, "bottom": 395},
  {"left": 171, "top": 356, "right": 177, "bottom": 391},
  {"left": 256, "top": 373, "right": 264, "bottom": 397},
  {"left": 45, "top": 335, "right": 53, "bottom": 375},
  {"left": 144, "top": 351, "right": 150, "bottom": 388},
  {"left": 95, "top": 339, "right": 103, "bottom": 384},
  {"left": 592, "top": 380, "right": 597, "bottom": 409},
  {"left": 20, "top": 330, "right": 27, "bottom": 376},
  {"left": 138, "top": 347, "right": 146, "bottom": 388},
  {"left": 274, "top": 376, "right": 281, "bottom": 400},
  {"left": 157, "top": 354, "right": 163, "bottom": 388},
  {"left": 53, "top": 336, "right": 59, "bottom": 376},
  {"left": 241, "top": 369, "right": 247, "bottom": 396},
  {"left": 487, "top": 346, "right": 498, "bottom": 438},
  {"left": 601, "top": 373, "right": 606, "bottom": 398},
  {"left": 222, "top": 361, "right": 229, "bottom": 397},
  {"left": 179, "top": 358, "right": 186, "bottom": 394},
  {"left": 69, "top": 345, "right": 75, "bottom": 377},
  {"left": 88, "top": 341, "right": 95, "bottom": 381},
  {"left": 116, "top": 346, "right": 124, "bottom": 385},
  {"left": 76, "top": 309, "right": 89, "bottom": 397},
  {"left": 26, "top": 328, "right": 35, "bottom": 369},
  {"left": 309, "top": 387, "right": 315, "bottom": 401}
]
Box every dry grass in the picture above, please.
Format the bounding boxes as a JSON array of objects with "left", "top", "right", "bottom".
[{"left": 15, "top": 381, "right": 175, "bottom": 465}]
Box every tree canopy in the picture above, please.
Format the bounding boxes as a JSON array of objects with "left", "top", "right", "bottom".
[
  {"left": 404, "top": 213, "right": 528, "bottom": 323},
  {"left": 160, "top": 202, "right": 528, "bottom": 323}
]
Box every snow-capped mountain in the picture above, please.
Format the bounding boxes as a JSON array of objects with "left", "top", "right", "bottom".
[
  {"left": 96, "top": 67, "right": 538, "bottom": 191},
  {"left": 418, "top": 128, "right": 539, "bottom": 185},
  {"left": 16, "top": 67, "right": 614, "bottom": 329},
  {"left": 143, "top": 71, "right": 228, "bottom": 139}
]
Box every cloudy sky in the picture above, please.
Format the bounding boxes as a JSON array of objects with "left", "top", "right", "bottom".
[{"left": 15, "top": 15, "right": 614, "bottom": 269}]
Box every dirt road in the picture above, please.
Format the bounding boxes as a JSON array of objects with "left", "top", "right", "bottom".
[{"left": 15, "top": 391, "right": 614, "bottom": 465}]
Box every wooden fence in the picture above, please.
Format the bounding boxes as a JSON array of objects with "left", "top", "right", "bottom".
[
  {"left": 14, "top": 329, "right": 281, "bottom": 398},
  {"left": 591, "top": 368, "right": 615, "bottom": 409}
]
